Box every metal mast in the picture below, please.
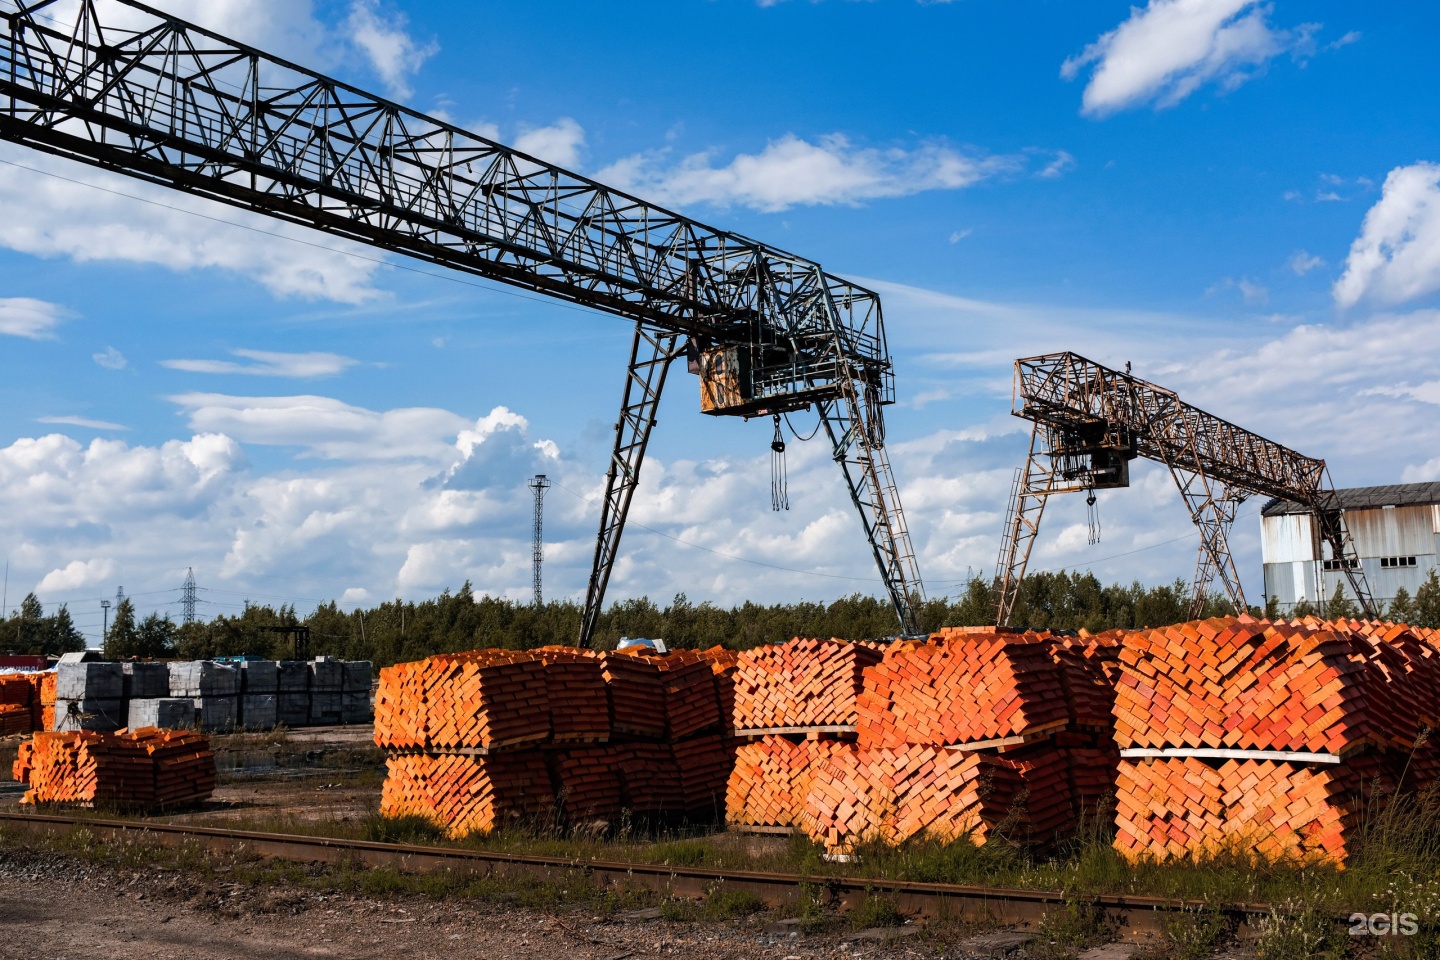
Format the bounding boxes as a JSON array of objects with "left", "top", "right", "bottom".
[
  {"left": 994, "top": 352, "right": 1375, "bottom": 625},
  {"left": 528, "top": 475, "right": 551, "bottom": 608},
  {"left": 0, "top": 0, "right": 924, "bottom": 644},
  {"left": 181, "top": 567, "right": 197, "bottom": 624}
]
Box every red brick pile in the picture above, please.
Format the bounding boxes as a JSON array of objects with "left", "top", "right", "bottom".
[
  {"left": 1111, "top": 616, "right": 1440, "bottom": 865},
  {"left": 732, "top": 638, "right": 884, "bottom": 731},
  {"left": 0, "top": 672, "right": 52, "bottom": 735},
  {"left": 12, "top": 727, "right": 214, "bottom": 810},
  {"left": 375, "top": 645, "right": 737, "bottom": 837}
]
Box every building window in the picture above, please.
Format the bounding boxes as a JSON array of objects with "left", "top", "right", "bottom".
[
  {"left": 1323, "top": 558, "right": 1360, "bottom": 571},
  {"left": 1379, "top": 556, "right": 1418, "bottom": 568}
]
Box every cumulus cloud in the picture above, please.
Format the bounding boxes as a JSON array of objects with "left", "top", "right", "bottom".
[
  {"left": 0, "top": 145, "right": 386, "bottom": 303},
  {"left": 513, "top": 119, "right": 587, "bottom": 169},
  {"left": 1061, "top": 0, "right": 1316, "bottom": 116},
  {"left": 595, "top": 134, "right": 1025, "bottom": 212},
  {"left": 344, "top": 0, "right": 438, "bottom": 99},
  {"left": 162, "top": 349, "right": 359, "bottom": 378},
  {"left": 37, "top": 558, "right": 115, "bottom": 594},
  {"left": 1288, "top": 251, "right": 1324, "bottom": 276},
  {"left": 0, "top": 298, "right": 67, "bottom": 339},
  {"left": 1334, "top": 162, "right": 1440, "bottom": 309}
]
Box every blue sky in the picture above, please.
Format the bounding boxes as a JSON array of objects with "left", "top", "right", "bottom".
[{"left": 3, "top": 0, "right": 1440, "bottom": 640}]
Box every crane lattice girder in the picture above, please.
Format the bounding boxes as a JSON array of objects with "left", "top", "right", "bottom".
[
  {"left": 996, "top": 351, "right": 1376, "bottom": 623},
  {"left": 0, "top": 0, "right": 925, "bottom": 636},
  {"left": 0, "top": 0, "right": 890, "bottom": 410},
  {"left": 1015, "top": 353, "right": 1327, "bottom": 504}
]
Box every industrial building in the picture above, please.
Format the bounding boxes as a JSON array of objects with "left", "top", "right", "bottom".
[{"left": 1261, "top": 482, "right": 1440, "bottom": 612}]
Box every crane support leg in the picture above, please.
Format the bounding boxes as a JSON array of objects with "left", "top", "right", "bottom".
[
  {"left": 994, "top": 424, "right": 1066, "bottom": 627},
  {"left": 1164, "top": 468, "right": 1248, "bottom": 619},
  {"left": 577, "top": 323, "right": 681, "bottom": 648},
  {"left": 818, "top": 376, "right": 924, "bottom": 635}
]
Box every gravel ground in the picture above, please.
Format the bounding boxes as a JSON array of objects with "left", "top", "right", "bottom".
[{"left": 0, "top": 845, "right": 1015, "bottom": 960}]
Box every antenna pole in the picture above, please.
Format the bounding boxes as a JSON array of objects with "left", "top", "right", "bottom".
[{"left": 528, "top": 474, "right": 552, "bottom": 608}]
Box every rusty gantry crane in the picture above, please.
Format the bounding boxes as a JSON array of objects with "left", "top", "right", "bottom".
[
  {"left": 0, "top": 0, "right": 924, "bottom": 645},
  {"left": 993, "top": 352, "right": 1375, "bottom": 626}
]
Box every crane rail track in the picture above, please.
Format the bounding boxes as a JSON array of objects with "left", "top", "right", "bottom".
[{"left": 0, "top": 811, "right": 1289, "bottom": 936}]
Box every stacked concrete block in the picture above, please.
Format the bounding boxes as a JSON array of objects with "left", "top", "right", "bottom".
[
  {"left": 168, "top": 661, "right": 238, "bottom": 733},
  {"left": 127, "top": 698, "right": 197, "bottom": 729},
  {"left": 309, "top": 657, "right": 343, "bottom": 725},
  {"left": 54, "top": 663, "right": 124, "bottom": 732},
  {"left": 239, "top": 660, "right": 279, "bottom": 729},
  {"left": 342, "top": 661, "right": 373, "bottom": 724},
  {"left": 121, "top": 663, "right": 169, "bottom": 700},
  {"left": 277, "top": 660, "right": 310, "bottom": 727}
]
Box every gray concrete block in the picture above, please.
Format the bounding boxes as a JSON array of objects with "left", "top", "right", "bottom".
[
  {"left": 278, "top": 692, "right": 310, "bottom": 726},
  {"left": 341, "top": 690, "right": 371, "bottom": 724},
  {"left": 309, "top": 659, "right": 343, "bottom": 692},
  {"left": 53, "top": 698, "right": 125, "bottom": 732},
  {"left": 169, "top": 661, "right": 238, "bottom": 697},
  {"left": 194, "top": 695, "right": 236, "bottom": 733},
  {"left": 277, "top": 660, "right": 309, "bottom": 692},
  {"left": 128, "top": 698, "right": 196, "bottom": 730},
  {"left": 240, "top": 660, "right": 278, "bottom": 693},
  {"left": 240, "top": 693, "right": 277, "bottom": 729},
  {"left": 309, "top": 691, "right": 342, "bottom": 725},
  {"left": 342, "top": 661, "right": 372, "bottom": 692},
  {"left": 56, "top": 662, "right": 124, "bottom": 700},
  {"left": 122, "top": 662, "right": 169, "bottom": 699}
]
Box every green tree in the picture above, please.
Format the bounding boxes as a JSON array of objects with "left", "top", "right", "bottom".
[
  {"left": 43, "top": 604, "right": 85, "bottom": 655},
  {"left": 134, "top": 613, "right": 178, "bottom": 658},
  {"left": 1324, "top": 581, "right": 1360, "bottom": 620},
  {"left": 1387, "top": 586, "right": 1417, "bottom": 625},
  {"left": 102, "top": 598, "right": 137, "bottom": 658},
  {"left": 1416, "top": 570, "right": 1440, "bottom": 629}
]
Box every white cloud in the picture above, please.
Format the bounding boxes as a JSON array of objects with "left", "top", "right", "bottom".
[
  {"left": 37, "top": 558, "right": 115, "bottom": 594},
  {"left": 1038, "top": 150, "right": 1076, "bottom": 179},
  {"left": 595, "top": 134, "right": 1024, "bottom": 213},
  {"left": 948, "top": 229, "right": 973, "bottom": 244},
  {"left": 36, "top": 416, "right": 127, "bottom": 431},
  {"left": 1288, "top": 251, "right": 1324, "bottom": 276},
  {"left": 344, "top": 0, "right": 438, "bottom": 99},
  {"left": 168, "top": 393, "right": 471, "bottom": 461},
  {"left": 0, "top": 145, "right": 386, "bottom": 303},
  {"left": 513, "top": 119, "right": 587, "bottom": 169},
  {"left": 0, "top": 298, "right": 67, "bottom": 339},
  {"left": 1334, "top": 162, "right": 1440, "bottom": 309},
  {"left": 162, "top": 349, "right": 359, "bottom": 378},
  {"left": 93, "top": 346, "right": 128, "bottom": 370},
  {"left": 1061, "top": 0, "right": 1314, "bottom": 116}
]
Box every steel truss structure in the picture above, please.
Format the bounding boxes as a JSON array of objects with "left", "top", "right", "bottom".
[
  {"left": 0, "top": 0, "right": 924, "bottom": 641},
  {"left": 994, "top": 352, "right": 1374, "bottom": 625}
]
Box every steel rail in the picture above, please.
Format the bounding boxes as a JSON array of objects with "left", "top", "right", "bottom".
[{"left": 0, "top": 810, "right": 1289, "bottom": 936}]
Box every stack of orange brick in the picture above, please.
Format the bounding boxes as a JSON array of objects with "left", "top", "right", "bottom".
[
  {"left": 732, "top": 638, "right": 883, "bottom": 731},
  {"left": 0, "top": 674, "right": 34, "bottom": 735},
  {"left": 12, "top": 727, "right": 214, "bottom": 810},
  {"left": 726, "top": 735, "right": 848, "bottom": 830},
  {"left": 1111, "top": 616, "right": 1440, "bottom": 865},
  {"left": 375, "top": 645, "right": 741, "bottom": 836}
]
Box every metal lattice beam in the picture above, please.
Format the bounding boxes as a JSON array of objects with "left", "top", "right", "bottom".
[
  {"left": 0, "top": 0, "right": 925, "bottom": 634},
  {"left": 995, "top": 352, "right": 1375, "bottom": 624}
]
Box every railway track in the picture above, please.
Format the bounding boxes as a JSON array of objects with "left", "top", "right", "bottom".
[{"left": 0, "top": 811, "right": 1279, "bottom": 938}]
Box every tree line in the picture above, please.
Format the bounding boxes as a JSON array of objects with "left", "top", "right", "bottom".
[{"left": 5, "top": 570, "right": 1439, "bottom": 666}]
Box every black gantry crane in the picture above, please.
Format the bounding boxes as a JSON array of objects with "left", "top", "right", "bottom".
[
  {"left": 0, "top": 0, "right": 924, "bottom": 644},
  {"left": 993, "top": 352, "right": 1375, "bottom": 625}
]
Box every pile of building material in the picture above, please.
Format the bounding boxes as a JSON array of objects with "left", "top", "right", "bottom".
[
  {"left": 731, "top": 637, "right": 883, "bottom": 732},
  {"left": 0, "top": 672, "right": 49, "bottom": 735},
  {"left": 1111, "top": 616, "right": 1440, "bottom": 866},
  {"left": 12, "top": 727, "right": 215, "bottom": 810},
  {"left": 727, "top": 630, "right": 1121, "bottom": 852},
  {"left": 374, "top": 645, "right": 737, "bottom": 837},
  {"left": 53, "top": 657, "right": 374, "bottom": 734}
]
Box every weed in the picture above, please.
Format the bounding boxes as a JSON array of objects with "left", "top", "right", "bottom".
[
  {"left": 1158, "top": 904, "right": 1234, "bottom": 960},
  {"left": 1254, "top": 900, "right": 1350, "bottom": 960},
  {"left": 1031, "top": 895, "right": 1118, "bottom": 960},
  {"left": 847, "top": 889, "right": 906, "bottom": 929}
]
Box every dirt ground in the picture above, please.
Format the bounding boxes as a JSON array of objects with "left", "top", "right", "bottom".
[{"left": 0, "top": 844, "right": 972, "bottom": 960}]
